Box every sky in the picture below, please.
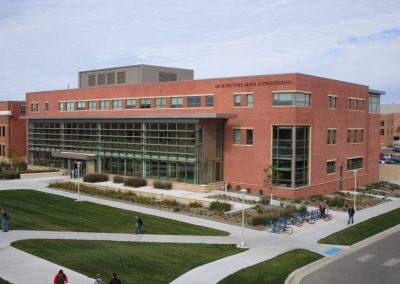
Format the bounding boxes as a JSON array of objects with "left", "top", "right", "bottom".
[{"left": 0, "top": 0, "right": 399, "bottom": 103}]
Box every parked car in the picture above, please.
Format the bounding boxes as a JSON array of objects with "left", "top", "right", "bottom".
[{"left": 385, "top": 159, "right": 400, "bottom": 164}]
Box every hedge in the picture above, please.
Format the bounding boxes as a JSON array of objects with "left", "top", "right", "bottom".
[
  {"left": 83, "top": 173, "right": 109, "bottom": 183},
  {"left": 208, "top": 201, "right": 232, "bottom": 212},
  {"left": 124, "top": 177, "right": 147, "bottom": 188},
  {"left": 113, "top": 176, "right": 125, "bottom": 183},
  {"left": 153, "top": 180, "right": 172, "bottom": 190},
  {"left": 0, "top": 171, "right": 20, "bottom": 180}
]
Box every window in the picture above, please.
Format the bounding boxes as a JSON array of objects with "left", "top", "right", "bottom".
[
  {"left": 88, "top": 101, "right": 97, "bottom": 110},
  {"left": 327, "top": 129, "right": 337, "bottom": 145},
  {"left": 273, "top": 92, "right": 310, "bottom": 106},
  {"left": 100, "top": 100, "right": 110, "bottom": 110},
  {"left": 206, "top": 96, "right": 214, "bottom": 107},
  {"left": 36, "top": 103, "right": 40, "bottom": 112},
  {"left": 247, "top": 94, "right": 254, "bottom": 107},
  {"left": 171, "top": 97, "right": 183, "bottom": 108},
  {"left": 347, "top": 157, "right": 363, "bottom": 170},
  {"left": 21, "top": 106, "right": 26, "bottom": 115},
  {"left": 77, "top": 101, "right": 85, "bottom": 111},
  {"left": 347, "top": 129, "right": 364, "bottom": 143},
  {"left": 66, "top": 102, "right": 74, "bottom": 111},
  {"left": 328, "top": 96, "right": 337, "bottom": 109},
  {"left": 58, "top": 102, "right": 64, "bottom": 111},
  {"left": 140, "top": 98, "right": 151, "bottom": 109},
  {"left": 233, "top": 129, "right": 241, "bottom": 144},
  {"left": 380, "top": 129, "right": 385, "bottom": 135},
  {"left": 126, "top": 99, "right": 136, "bottom": 109},
  {"left": 188, "top": 96, "right": 201, "bottom": 107},
  {"left": 45, "top": 103, "right": 49, "bottom": 112},
  {"left": 107, "top": 73, "right": 115, "bottom": 85},
  {"left": 31, "top": 104, "right": 35, "bottom": 112},
  {"left": 348, "top": 98, "right": 365, "bottom": 111},
  {"left": 273, "top": 125, "right": 310, "bottom": 188},
  {"left": 234, "top": 94, "right": 241, "bottom": 107},
  {"left": 380, "top": 121, "right": 385, "bottom": 126},
  {"left": 113, "top": 100, "right": 122, "bottom": 110},
  {"left": 155, "top": 98, "right": 166, "bottom": 108},
  {"left": 246, "top": 129, "right": 253, "bottom": 145},
  {"left": 369, "top": 94, "right": 380, "bottom": 113},
  {"left": 327, "top": 161, "right": 336, "bottom": 174}
]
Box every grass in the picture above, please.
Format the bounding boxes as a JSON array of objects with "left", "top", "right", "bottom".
[
  {"left": 12, "top": 239, "right": 244, "bottom": 284},
  {"left": 218, "top": 249, "right": 323, "bottom": 284},
  {"left": 0, "top": 278, "right": 11, "bottom": 284},
  {"left": 319, "top": 208, "right": 400, "bottom": 245},
  {"left": 0, "top": 189, "right": 227, "bottom": 236}
]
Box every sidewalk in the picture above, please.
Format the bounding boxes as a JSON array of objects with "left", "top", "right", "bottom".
[{"left": 0, "top": 177, "right": 399, "bottom": 284}]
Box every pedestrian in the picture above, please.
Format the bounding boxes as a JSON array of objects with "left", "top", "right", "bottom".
[
  {"left": 109, "top": 272, "right": 121, "bottom": 284},
  {"left": 70, "top": 168, "right": 74, "bottom": 179},
  {"left": 135, "top": 215, "right": 143, "bottom": 235},
  {"left": 94, "top": 273, "right": 106, "bottom": 284},
  {"left": 1, "top": 208, "right": 9, "bottom": 232},
  {"left": 54, "top": 269, "right": 68, "bottom": 284},
  {"left": 319, "top": 202, "right": 326, "bottom": 218},
  {"left": 348, "top": 206, "right": 355, "bottom": 224}
]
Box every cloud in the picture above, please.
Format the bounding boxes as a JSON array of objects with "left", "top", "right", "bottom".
[{"left": 0, "top": 0, "right": 399, "bottom": 102}]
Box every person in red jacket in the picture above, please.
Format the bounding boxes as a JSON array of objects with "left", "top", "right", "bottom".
[{"left": 54, "top": 269, "right": 68, "bottom": 284}]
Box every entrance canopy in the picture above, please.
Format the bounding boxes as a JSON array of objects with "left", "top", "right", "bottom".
[{"left": 51, "top": 151, "right": 97, "bottom": 160}]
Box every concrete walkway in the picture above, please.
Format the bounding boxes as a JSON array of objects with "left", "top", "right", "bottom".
[{"left": 0, "top": 177, "right": 399, "bottom": 284}]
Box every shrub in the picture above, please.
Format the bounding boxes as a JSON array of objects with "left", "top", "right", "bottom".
[
  {"left": 113, "top": 175, "right": 124, "bottom": 183},
  {"left": 251, "top": 211, "right": 281, "bottom": 226},
  {"left": 0, "top": 171, "right": 20, "bottom": 180},
  {"left": 189, "top": 201, "right": 203, "bottom": 208},
  {"left": 124, "top": 177, "right": 147, "bottom": 188},
  {"left": 173, "top": 206, "right": 181, "bottom": 212},
  {"left": 260, "top": 197, "right": 270, "bottom": 205},
  {"left": 208, "top": 201, "right": 232, "bottom": 212},
  {"left": 153, "top": 180, "right": 172, "bottom": 190},
  {"left": 161, "top": 199, "right": 179, "bottom": 207},
  {"left": 83, "top": 173, "right": 109, "bottom": 183}
]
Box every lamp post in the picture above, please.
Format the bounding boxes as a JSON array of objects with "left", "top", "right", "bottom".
[
  {"left": 353, "top": 169, "right": 358, "bottom": 211},
  {"left": 76, "top": 161, "right": 81, "bottom": 201},
  {"left": 239, "top": 188, "right": 247, "bottom": 247}
]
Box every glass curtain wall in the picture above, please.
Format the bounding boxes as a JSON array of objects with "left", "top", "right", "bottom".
[
  {"left": 28, "top": 120, "right": 223, "bottom": 184},
  {"left": 272, "top": 125, "right": 310, "bottom": 188}
]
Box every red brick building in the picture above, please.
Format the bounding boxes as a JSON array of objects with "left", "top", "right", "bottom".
[
  {"left": 25, "top": 73, "right": 381, "bottom": 198},
  {"left": 0, "top": 101, "right": 27, "bottom": 162}
]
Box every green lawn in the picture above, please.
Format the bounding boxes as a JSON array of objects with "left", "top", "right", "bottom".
[
  {"left": 319, "top": 208, "right": 400, "bottom": 245},
  {"left": 0, "top": 189, "right": 227, "bottom": 235},
  {"left": 12, "top": 239, "right": 244, "bottom": 284},
  {"left": 218, "top": 249, "right": 323, "bottom": 284},
  {"left": 0, "top": 277, "right": 11, "bottom": 284}
]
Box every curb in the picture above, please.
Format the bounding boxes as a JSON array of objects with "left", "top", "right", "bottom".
[{"left": 285, "top": 224, "right": 400, "bottom": 284}]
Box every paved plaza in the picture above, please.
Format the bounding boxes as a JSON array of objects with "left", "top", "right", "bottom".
[{"left": 0, "top": 177, "right": 399, "bottom": 284}]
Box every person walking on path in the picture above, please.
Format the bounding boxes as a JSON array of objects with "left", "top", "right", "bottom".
[
  {"left": 135, "top": 215, "right": 143, "bottom": 235},
  {"left": 54, "top": 269, "right": 68, "bottom": 284},
  {"left": 348, "top": 206, "right": 355, "bottom": 224},
  {"left": 94, "top": 273, "right": 106, "bottom": 284},
  {"left": 1, "top": 208, "right": 9, "bottom": 232},
  {"left": 109, "top": 272, "right": 121, "bottom": 284}
]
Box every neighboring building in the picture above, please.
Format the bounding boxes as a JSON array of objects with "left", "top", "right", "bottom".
[
  {"left": 380, "top": 104, "right": 400, "bottom": 147},
  {"left": 79, "top": 64, "right": 194, "bottom": 88},
  {"left": 0, "top": 101, "right": 26, "bottom": 162},
  {"left": 25, "top": 73, "right": 382, "bottom": 198}
]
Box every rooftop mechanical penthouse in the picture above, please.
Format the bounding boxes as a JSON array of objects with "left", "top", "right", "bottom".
[{"left": 25, "top": 73, "right": 382, "bottom": 198}]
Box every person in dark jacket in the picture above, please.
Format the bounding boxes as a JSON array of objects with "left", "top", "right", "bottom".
[
  {"left": 109, "top": 272, "right": 121, "bottom": 284},
  {"left": 54, "top": 269, "right": 68, "bottom": 284},
  {"left": 348, "top": 206, "right": 355, "bottom": 224},
  {"left": 1, "top": 208, "right": 9, "bottom": 232},
  {"left": 135, "top": 216, "right": 143, "bottom": 235}
]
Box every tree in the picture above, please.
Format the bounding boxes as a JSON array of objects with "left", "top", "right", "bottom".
[
  {"left": 7, "top": 149, "right": 26, "bottom": 171},
  {"left": 263, "top": 165, "right": 279, "bottom": 205}
]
